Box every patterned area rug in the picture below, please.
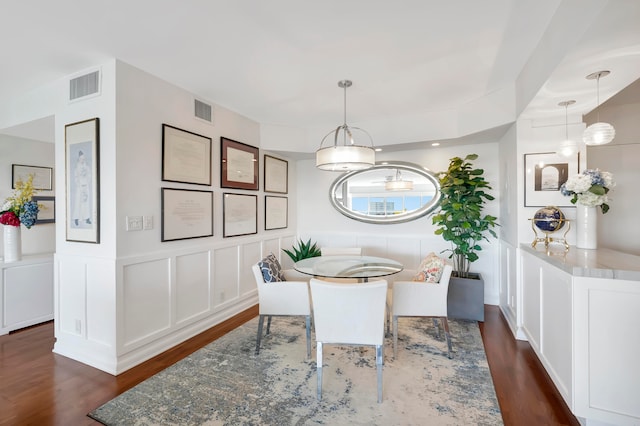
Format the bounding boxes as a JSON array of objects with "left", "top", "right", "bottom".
[{"left": 89, "top": 316, "right": 502, "bottom": 425}]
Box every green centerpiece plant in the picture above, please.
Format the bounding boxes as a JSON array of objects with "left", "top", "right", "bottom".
[
  {"left": 283, "top": 238, "right": 322, "bottom": 262},
  {"left": 432, "top": 154, "right": 498, "bottom": 279}
]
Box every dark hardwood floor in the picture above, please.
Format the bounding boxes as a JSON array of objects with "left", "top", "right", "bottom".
[{"left": 0, "top": 305, "right": 578, "bottom": 425}]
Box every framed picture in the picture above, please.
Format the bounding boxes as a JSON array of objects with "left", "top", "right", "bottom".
[
  {"left": 12, "top": 164, "right": 53, "bottom": 190},
  {"left": 65, "top": 118, "right": 100, "bottom": 243},
  {"left": 221, "top": 137, "right": 259, "bottom": 190},
  {"left": 33, "top": 196, "right": 55, "bottom": 224},
  {"left": 524, "top": 152, "right": 580, "bottom": 207},
  {"left": 264, "top": 155, "right": 288, "bottom": 193},
  {"left": 265, "top": 196, "right": 288, "bottom": 230},
  {"left": 161, "top": 188, "right": 213, "bottom": 241},
  {"left": 162, "top": 124, "right": 212, "bottom": 185},
  {"left": 223, "top": 193, "right": 257, "bottom": 237}
]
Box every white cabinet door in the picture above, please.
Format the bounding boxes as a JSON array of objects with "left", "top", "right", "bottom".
[
  {"left": 521, "top": 252, "right": 541, "bottom": 351},
  {"left": 540, "top": 264, "right": 572, "bottom": 406}
]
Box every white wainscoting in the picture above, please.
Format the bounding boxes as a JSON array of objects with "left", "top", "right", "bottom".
[
  {"left": 53, "top": 234, "right": 296, "bottom": 375},
  {"left": 53, "top": 231, "right": 501, "bottom": 375}
]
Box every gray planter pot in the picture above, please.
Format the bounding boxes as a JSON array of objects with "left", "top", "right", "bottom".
[{"left": 447, "top": 273, "right": 484, "bottom": 322}]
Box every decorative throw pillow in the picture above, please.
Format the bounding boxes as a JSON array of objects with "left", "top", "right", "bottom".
[
  {"left": 258, "top": 253, "right": 286, "bottom": 283},
  {"left": 412, "top": 252, "right": 446, "bottom": 283}
]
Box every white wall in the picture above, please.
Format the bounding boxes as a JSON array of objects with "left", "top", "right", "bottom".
[
  {"left": 0, "top": 135, "right": 55, "bottom": 257},
  {"left": 51, "top": 60, "right": 301, "bottom": 374},
  {"left": 587, "top": 143, "right": 640, "bottom": 255}
]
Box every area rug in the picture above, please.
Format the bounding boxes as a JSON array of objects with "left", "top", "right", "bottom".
[{"left": 89, "top": 316, "right": 502, "bottom": 425}]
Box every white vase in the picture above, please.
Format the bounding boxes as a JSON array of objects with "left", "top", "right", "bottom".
[
  {"left": 3, "top": 225, "right": 22, "bottom": 262},
  {"left": 575, "top": 204, "right": 597, "bottom": 249}
]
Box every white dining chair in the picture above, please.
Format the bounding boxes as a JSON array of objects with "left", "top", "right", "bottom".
[
  {"left": 251, "top": 263, "right": 312, "bottom": 358},
  {"left": 391, "top": 264, "right": 454, "bottom": 359},
  {"left": 310, "top": 278, "right": 388, "bottom": 403}
]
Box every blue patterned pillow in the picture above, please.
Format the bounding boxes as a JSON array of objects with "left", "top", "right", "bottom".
[{"left": 258, "top": 253, "right": 286, "bottom": 283}]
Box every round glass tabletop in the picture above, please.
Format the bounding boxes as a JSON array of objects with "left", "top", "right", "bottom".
[{"left": 294, "top": 255, "right": 403, "bottom": 280}]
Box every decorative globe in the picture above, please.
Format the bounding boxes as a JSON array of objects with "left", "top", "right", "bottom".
[{"left": 533, "top": 206, "right": 566, "bottom": 234}]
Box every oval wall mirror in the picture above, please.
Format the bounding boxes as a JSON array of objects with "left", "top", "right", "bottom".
[{"left": 329, "top": 161, "right": 442, "bottom": 224}]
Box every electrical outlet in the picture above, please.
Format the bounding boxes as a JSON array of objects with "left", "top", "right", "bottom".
[
  {"left": 143, "top": 215, "right": 153, "bottom": 230},
  {"left": 126, "top": 215, "right": 143, "bottom": 231}
]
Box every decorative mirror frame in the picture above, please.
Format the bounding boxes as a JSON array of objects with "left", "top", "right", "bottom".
[{"left": 329, "top": 161, "right": 442, "bottom": 224}]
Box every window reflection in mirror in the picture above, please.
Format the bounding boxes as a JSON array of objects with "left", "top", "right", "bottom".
[{"left": 329, "top": 162, "right": 442, "bottom": 224}]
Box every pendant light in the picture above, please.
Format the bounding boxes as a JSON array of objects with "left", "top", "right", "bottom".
[
  {"left": 385, "top": 169, "right": 414, "bottom": 191},
  {"left": 557, "top": 100, "right": 578, "bottom": 157},
  {"left": 316, "top": 80, "right": 375, "bottom": 171},
  {"left": 583, "top": 70, "right": 615, "bottom": 146}
]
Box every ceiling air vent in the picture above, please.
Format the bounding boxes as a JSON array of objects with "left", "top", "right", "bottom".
[
  {"left": 69, "top": 70, "right": 100, "bottom": 101},
  {"left": 194, "top": 99, "right": 213, "bottom": 123}
]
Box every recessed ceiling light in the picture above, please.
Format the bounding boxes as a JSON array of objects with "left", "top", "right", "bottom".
[{"left": 431, "top": 142, "right": 440, "bottom": 147}]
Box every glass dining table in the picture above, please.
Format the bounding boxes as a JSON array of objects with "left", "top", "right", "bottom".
[{"left": 294, "top": 255, "right": 403, "bottom": 282}]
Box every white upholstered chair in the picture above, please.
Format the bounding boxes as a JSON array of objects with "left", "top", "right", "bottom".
[
  {"left": 310, "top": 278, "right": 388, "bottom": 403},
  {"left": 251, "top": 263, "right": 312, "bottom": 358},
  {"left": 391, "top": 264, "right": 454, "bottom": 359}
]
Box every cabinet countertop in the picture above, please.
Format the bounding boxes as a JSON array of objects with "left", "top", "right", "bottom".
[{"left": 520, "top": 244, "right": 640, "bottom": 281}]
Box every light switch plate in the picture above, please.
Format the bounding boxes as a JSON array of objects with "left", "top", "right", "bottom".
[
  {"left": 143, "top": 215, "right": 153, "bottom": 230},
  {"left": 126, "top": 216, "right": 143, "bottom": 231}
]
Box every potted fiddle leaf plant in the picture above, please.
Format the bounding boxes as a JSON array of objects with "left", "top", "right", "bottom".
[{"left": 431, "top": 154, "right": 498, "bottom": 321}]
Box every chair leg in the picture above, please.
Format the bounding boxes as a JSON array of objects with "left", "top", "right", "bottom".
[
  {"left": 255, "top": 315, "right": 265, "bottom": 355},
  {"left": 385, "top": 300, "right": 391, "bottom": 336},
  {"left": 432, "top": 318, "right": 441, "bottom": 340},
  {"left": 266, "top": 315, "right": 272, "bottom": 335},
  {"left": 376, "top": 344, "right": 383, "bottom": 403},
  {"left": 393, "top": 316, "right": 399, "bottom": 359},
  {"left": 316, "top": 342, "right": 323, "bottom": 400},
  {"left": 305, "top": 315, "right": 311, "bottom": 359},
  {"left": 442, "top": 317, "right": 453, "bottom": 359}
]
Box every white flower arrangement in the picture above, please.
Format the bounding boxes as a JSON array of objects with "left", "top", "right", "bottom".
[{"left": 560, "top": 169, "right": 615, "bottom": 213}]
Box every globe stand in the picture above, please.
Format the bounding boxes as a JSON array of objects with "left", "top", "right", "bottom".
[{"left": 529, "top": 218, "right": 571, "bottom": 252}]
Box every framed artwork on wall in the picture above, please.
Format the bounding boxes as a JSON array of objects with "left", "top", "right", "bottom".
[
  {"left": 524, "top": 151, "right": 580, "bottom": 207},
  {"left": 161, "top": 188, "right": 214, "bottom": 241},
  {"left": 65, "top": 117, "right": 100, "bottom": 243},
  {"left": 265, "top": 196, "right": 288, "bottom": 230},
  {"left": 12, "top": 164, "right": 53, "bottom": 190},
  {"left": 221, "top": 137, "right": 259, "bottom": 190},
  {"left": 264, "top": 155, "right": 288, "bottom": 193},
  {"left": 33, "top": 196, "right": 55, "bottom": 224},
  {"left": 162, "top": 124, "right": 212, "bottom": 185},
  {"left": 223, "top": 193, "right": 257, "bottom": 237}
]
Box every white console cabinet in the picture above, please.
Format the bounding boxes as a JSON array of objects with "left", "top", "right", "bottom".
[
  {"left": 1, "top": 254, "right": 54, "bottom": 335},
  {"left": 519, "top": 246, "right": 640, "bottom": 426}
]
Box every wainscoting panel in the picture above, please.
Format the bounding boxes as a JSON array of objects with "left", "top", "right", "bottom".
[
  {"left": 240, "top": 242, "right": 261, "bottom": 296},
  {"left": 175, "top": 251, "right": 211, "bottom": 325},
  {"left": 213, "top": 246, "right": 240, "bottom": 308},
  {"left": 122, "top": 258, "right": 171, "bottom": 346},
  {"left": 86, "top": 259, "right": 116, "bottom": 345},
  {"left": 262, "top": 237, "right": 281, "bottom": 259},
  {"left": 57, "top": 259, "right": 89, "bottom": 337}
]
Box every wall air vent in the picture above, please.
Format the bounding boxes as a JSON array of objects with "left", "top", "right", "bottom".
[
  {"left": 69, "top": 70, "right": 100, "bottom": 101},
  {"left": 194, "top": 99, "right": 213, "bottom": 123}
]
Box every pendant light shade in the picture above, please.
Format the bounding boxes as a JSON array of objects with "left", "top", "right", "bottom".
[
  {"left": 316, "top": 80, "right": 375, "bottom": 171},
  {"left": 583, "top": 71, "right": 615, "bottom": 146},
  {"left": 385, "top": 169, "right": 414, "bottom": 191},
  {"left": 557, "top": 100, "right": 578, "bottom": 157}
]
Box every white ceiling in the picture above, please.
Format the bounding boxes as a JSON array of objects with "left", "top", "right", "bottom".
[{"left": 2, "top": 0, "right": 640, "bottom": 150}]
